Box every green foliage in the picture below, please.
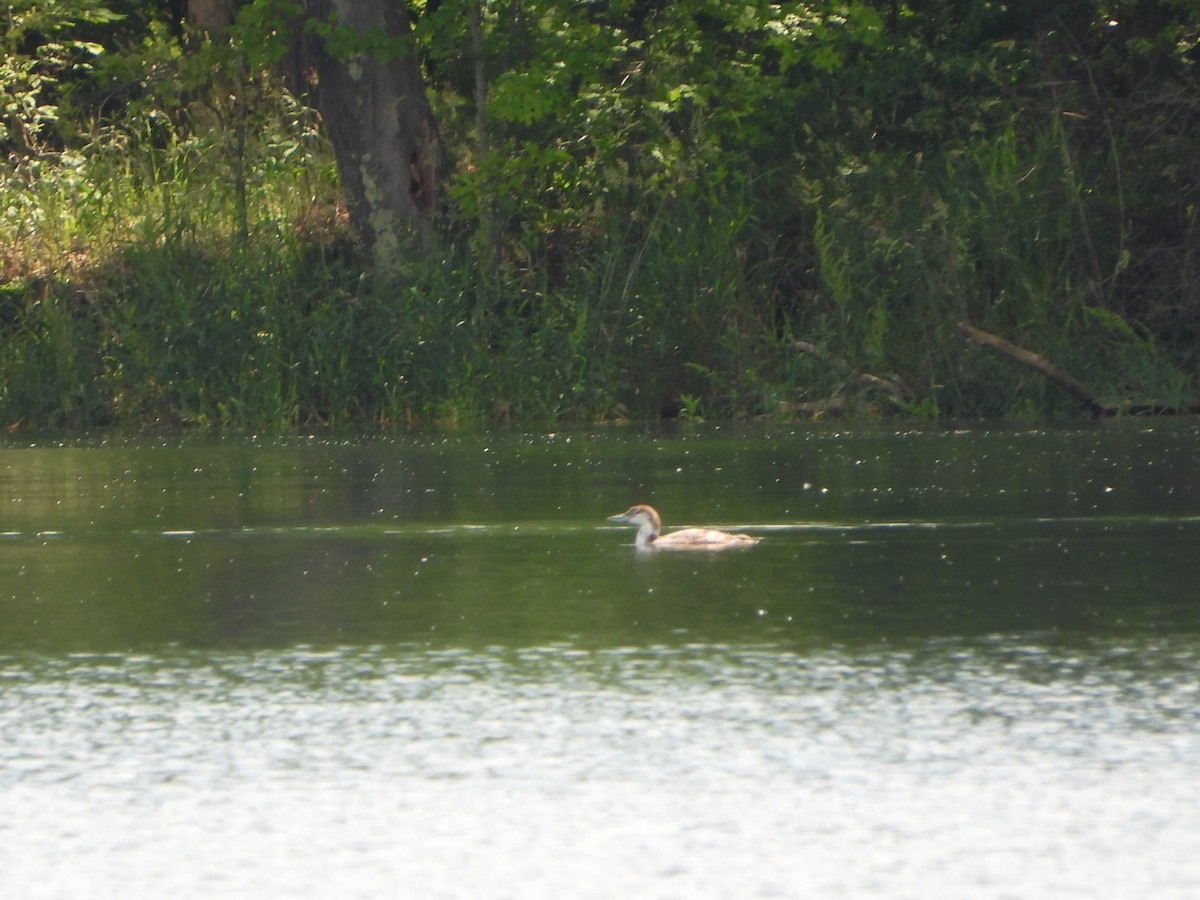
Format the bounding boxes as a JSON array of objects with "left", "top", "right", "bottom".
[
  {"left": 304, "top": 9, "right": 414, "bottom": 64},
  {"left": 0, "top": 0, "right": 1197, "bottom": 427},
  {"left": 232, "top": 1, "right": 304, "bottom": 68},
  {"left": 0, "top": 283, "right": 109, "bottom": 428},
  {"left": 0, "top": 0, "right": 123, "bottom": 153},
  {"left": 779, "top": 0, "right": 1200, "bottom": 415}
]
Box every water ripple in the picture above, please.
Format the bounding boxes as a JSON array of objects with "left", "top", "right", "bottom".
[{"left": 1, "top": 638, "right": 1198, "bottom": 897}]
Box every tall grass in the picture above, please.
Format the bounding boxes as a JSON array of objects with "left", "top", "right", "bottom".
[
  {"left": 1, "top": 64, "right": 1196, "bottom": 427},
  {"left": 0, "top": 161, "right": 767, "bottom": 427},
  {"left": 802, "top": 109, "right": 1199, "bottom": 417}
]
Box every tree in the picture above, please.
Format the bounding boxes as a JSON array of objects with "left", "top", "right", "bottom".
[
  {"left": 289, "top": 0, "right": 444, "bottom": 264},
  {"left": 187, "top": 0, "right": 235, "bottom": 34}
]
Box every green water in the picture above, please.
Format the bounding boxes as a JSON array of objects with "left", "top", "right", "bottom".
[
  {"left": 2, "top": 424, "right": 1198, "bottom": 898},
  {"left": 2, "top": 424, "right": 1196, "bottom": 651}
]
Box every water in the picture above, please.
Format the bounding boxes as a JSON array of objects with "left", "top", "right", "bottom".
[{"left": 1, "top": 424, "right": 1198, "bottom": 897}]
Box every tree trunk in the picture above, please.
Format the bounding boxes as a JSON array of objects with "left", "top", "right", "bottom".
[
  {"left": 301, "top": 0, "right": 443, "bottom": 266},
  {"left": 186, "top": 0, "right": 234, "bottom": 35},
  {"left": 467, "top": 0, "right": 500, "bottom": 275}
]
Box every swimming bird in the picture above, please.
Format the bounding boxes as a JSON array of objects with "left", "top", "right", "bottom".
[{"left": 607, "top": 504, "right": 759, "bottom": 551}]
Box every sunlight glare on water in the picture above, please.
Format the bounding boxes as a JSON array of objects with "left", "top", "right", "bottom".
[{"left": 3, "top": 639, "right": 1200, "bottom": 899}]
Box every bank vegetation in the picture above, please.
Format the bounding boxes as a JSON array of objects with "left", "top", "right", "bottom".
[{"left": 1, "top": 0, "right": 1197, "bottom": 427}]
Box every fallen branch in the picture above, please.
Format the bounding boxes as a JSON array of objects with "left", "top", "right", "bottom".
[
  {"left": 792, "top": 341, "right": 911, "bottom": 401},
  {"left": 955, "top": 321, "right": 1115, "bottom": 417}
]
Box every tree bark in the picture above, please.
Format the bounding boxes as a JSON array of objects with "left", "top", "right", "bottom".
[
  {"left": 186, "top": 0, "right": 234, "bottom": 35},
  {"left": 300, "top": 0, "right": 443, "bottom": 266},
  {"left": 467, "top": 0, "right": 500, "bottom": 274}
]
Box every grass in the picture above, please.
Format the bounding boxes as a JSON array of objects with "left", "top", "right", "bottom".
[
  {"left": 801, "top": 111, "right": 1200, "bottom": 418},
  {"left": 0, "top": 77, "right": 1196, "bottom": 429}
]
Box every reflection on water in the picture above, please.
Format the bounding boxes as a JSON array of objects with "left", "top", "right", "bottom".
[
  {"left": 0, "top": 512, "right": 1195, "bottom": 651},
  {"left": 1, "top": 424, "right": 1198, "bottom": 897}
]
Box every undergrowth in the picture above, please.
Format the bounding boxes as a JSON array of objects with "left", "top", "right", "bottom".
[{"left": 1, "top": 3, "right": 1197, "bottom": 428}]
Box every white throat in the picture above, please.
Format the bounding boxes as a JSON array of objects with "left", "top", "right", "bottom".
[{"left": 634, "top": 519, "right": 658, "bottom": 548}]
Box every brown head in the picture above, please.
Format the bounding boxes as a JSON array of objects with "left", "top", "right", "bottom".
[{"left": 607, "top": 504, "right": 663, "bottom": 547}]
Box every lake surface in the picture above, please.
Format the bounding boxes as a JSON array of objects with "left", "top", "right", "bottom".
[{"left": 1, "top": 423, "right": 1198, "bottom": 897}]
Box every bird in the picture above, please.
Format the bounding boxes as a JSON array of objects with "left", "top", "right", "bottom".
[{"left": 607, "top": 504, "right": 759, "bottom": 551}]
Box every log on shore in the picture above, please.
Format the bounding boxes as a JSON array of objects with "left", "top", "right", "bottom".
[
  {"left": 955, "top": 321, "right": 1115, "bottom": 417},
  {"left": 953, "top": 321, "right": 1200, "bottom": 417}
]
